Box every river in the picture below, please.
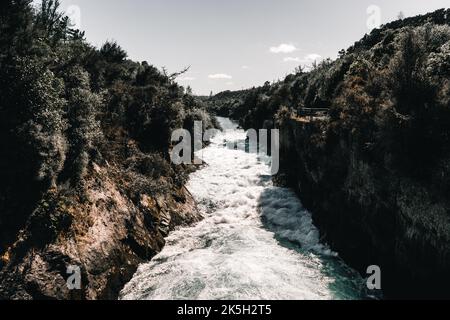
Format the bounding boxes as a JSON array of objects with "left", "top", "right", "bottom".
[{"left": 120, "top": 117, "right": 366, "bottom": 300}]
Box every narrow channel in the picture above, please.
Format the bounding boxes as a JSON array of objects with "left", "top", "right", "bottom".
[{"left": 120, "top": 117, "right": 366, "bottom": 300}]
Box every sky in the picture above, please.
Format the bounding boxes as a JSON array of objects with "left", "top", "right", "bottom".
[{"left": 52, "top": 0, "right": 449, "bottom": 95}]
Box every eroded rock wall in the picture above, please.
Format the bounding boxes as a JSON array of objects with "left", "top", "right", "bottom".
[
  {"left": 0, "top": 164, "right": 201, "bottom": 300},
  {"left": 277, "top": 118, "right": 450, "bottom": 298}
]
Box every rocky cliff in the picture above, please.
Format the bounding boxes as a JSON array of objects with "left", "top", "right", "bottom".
[
  {"left": 0, "top": 162, "right": 201, "bottom": 300},
  {"left": 277, "top": 118, "right": 450, "bottom": 298}
]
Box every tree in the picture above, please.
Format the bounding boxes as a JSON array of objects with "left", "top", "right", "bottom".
[
  {"left": 64, "top": 66, "right": 103, "bottom": 183},
  {"left": 0, "top": 0, "right": 34, "bottom": 58},
  {"left": 0, "top": 57, "right": 67, "bottom": 189},
  {"left": 100, "top": 41, "right": 128, "bottom": 63},
  {"left": 162, "top": 66, "right": 190, "bottom": 82},
  {"left": 34, "top": 0, "right": 79, "bottom": 44}
]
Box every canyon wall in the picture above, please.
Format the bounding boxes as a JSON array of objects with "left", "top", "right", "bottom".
[
  {"left": 277, "top": 118, "right": 450, "bottom": 298},
  {"left": 0, "top": 163, "right": 201, "bottom": 300}
]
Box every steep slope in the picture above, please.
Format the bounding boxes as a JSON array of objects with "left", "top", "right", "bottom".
[
  {"left": 0, "top": 0, "right": 213, "bottom": 299},
  {"left": 0, "top": 165, "right": 200, "bottom": 300}
]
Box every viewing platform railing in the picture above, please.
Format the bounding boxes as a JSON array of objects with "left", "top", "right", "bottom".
[{"left": 295, "top": 107, "right": 330, "bottom": 121}]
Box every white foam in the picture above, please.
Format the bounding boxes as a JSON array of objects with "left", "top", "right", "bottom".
[{"left": 120, "top": 117, "right": 362, "bottom": 300}]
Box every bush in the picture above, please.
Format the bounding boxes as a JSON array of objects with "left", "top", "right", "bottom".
[
  {"left": 65, "top": 66, "right": 103, "bottom": 183},
  {"left": 0, "top": 57, "right": 67, "bottom": 187},
  {"left": 275, "top": 106, "right": 292, "bottom": 127}
]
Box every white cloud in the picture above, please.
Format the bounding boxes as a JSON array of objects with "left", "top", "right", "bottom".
[
  {"left": 242, "top": 65, "right": 250, "bottom": 69},
  {"left": 226, "top": 81, "right": 234, "bottom": 86},
  {"left": 178, "top": 76, "right": 196, "bottom": 81},
  {"left": 208, "top": 74, "right": 233, "bottom": 79},
  {"left": 270, "top": 43, "right": 298, "bottom": 54},
  {"left": 283, "top": 53, "right": 322, "bottom": 65},
  {"left": 283, "top": 57, "right": 301, "bottom": 62},
  {"left": 305, "top": 53, "right": 322, "bottom": 61}
]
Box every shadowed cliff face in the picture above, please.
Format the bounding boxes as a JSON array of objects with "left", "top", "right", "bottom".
[
  {"left": 277, "top": 119, "right": 450, "bottom": 299},
  {"left": 0, "top": 163, "right": 201, "bottom": 300}
]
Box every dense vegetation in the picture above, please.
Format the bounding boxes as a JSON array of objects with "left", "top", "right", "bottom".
[{"left": 0, "top": 0, "right": 215, "bottom": 255}]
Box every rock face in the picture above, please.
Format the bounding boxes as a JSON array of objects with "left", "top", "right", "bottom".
[
  {"left": 0, "top": 164, "right": 201, "bottom": 300},
  {"left": 277, "top": 118, "right": 450, "bottom": 299}
]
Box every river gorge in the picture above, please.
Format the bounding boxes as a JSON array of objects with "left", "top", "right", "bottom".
[{"left": 120, "top": 118, "right": 368, "bottom": 300}]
